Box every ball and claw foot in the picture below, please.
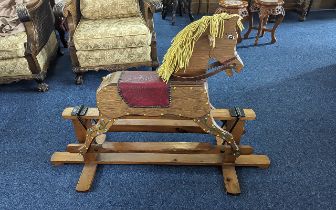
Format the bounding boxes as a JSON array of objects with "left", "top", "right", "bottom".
[
  {"left": 37, "top": 83, "right": 49, "bottom": 92},
  {"left": 75, "top": 75, "right": 83, "bottom": 85}
]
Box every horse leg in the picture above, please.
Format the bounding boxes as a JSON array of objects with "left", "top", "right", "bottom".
[
  {"left": 195, "top": 114, "right": 240, "bottom": 157},
  {"left": 78, "top": 118, "right": 115, "bottom": 155}
]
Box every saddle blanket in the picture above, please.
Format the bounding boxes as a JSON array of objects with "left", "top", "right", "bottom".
[{"left": 118, "top": 71, "right": 170, "bottom": 108}]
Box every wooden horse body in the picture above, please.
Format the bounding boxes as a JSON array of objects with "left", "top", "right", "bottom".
[
  {"left": 80, "top": 15, "right": 244, "bottom": 156},
  {"left": 52, "top": 14, "right": 270, "bottom": 194}
]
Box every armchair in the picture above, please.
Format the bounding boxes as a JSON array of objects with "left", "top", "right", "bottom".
[
  {"left": 58, "top": 0, "right": 162, "bottom": 85},
  {"left": 0, "top": 0, "right": 59, "bottom": 91}
]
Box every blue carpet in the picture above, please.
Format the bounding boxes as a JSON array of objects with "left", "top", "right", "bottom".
[{"left": 0, "top": 11, "right": 336, "bottom": 209}]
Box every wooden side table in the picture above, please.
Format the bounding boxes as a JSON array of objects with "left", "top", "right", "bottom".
[
  {"left": 215, "top": 0, "right": 249, "bottom": 43},
  {"left": 244, "top": 0, "right": 285, "bottom": 45}
]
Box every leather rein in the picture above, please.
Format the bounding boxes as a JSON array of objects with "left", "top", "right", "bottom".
[{"left": 171, "top": 57, "right": 237, "bottom": 81}]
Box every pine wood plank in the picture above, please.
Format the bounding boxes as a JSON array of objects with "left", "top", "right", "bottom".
[
  {"left": 51, "top": 152, "right": 270, "bottom": 167},
  {"left": 66, "top": 143, "right": 254, "bottom": 154},
  {"left": 222, "top": 165, "right": 241, "bottom": 195},
  {"left": 62, "top": 107, "right": 256, "bottom": 121},
  {"left": 76, "top": 163, "right": 97, "bottom": 192}
]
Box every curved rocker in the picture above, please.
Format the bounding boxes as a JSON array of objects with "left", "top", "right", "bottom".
[{"left": 52, "top": 13, "right": 270, "bottom": 194}]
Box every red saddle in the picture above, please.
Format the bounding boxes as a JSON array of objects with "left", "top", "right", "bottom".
[{"left": 118, "top": 71, "right": 170, "bottom": 108}]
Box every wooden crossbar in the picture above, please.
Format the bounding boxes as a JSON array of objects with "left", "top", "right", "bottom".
[
  {"left": 65, "top": 142, "right": 254, "bottom": 155},
  {"left": 62, "top": 107, "right": 256, "bottom": 121},
  {"left": 51, "top": 152, "right": 270, "bottom": 167}
]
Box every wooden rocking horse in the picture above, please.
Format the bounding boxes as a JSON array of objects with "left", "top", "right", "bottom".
[{"left": 51, "top": 13, "right": 270, "bottom": 195}]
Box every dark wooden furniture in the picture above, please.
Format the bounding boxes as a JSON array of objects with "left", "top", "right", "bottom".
[
  {"left": 216, "top": 0, "right": 249, "bottom": 43},
  {"left": 52, "top": 15, "right": 270, "bottom": 194},
  {"left": 52, "top": 0, "right": 68, "bottom": 48},
  {"left": 162, "top": 0, "right": 195, "bottom": 25},
  {"left": 244, "top": 0, "right": 285, "bottom": 45},
  {"left": 285, "top": 0, "right": 313, "bottom": 21},
  {"left": 0, "top": 0, "right": 60, "bottom": 91},
  {"left": 59, "top": 0, "right": 162, "bottom": 85}
]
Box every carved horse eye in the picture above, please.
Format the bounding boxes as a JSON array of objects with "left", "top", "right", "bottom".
[{"left": 227, "top": 34, "right": 234, "bottom": 40}]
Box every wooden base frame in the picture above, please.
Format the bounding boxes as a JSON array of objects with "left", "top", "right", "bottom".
[{"left": 51, "top": 107, "right": 270, "bottom": 194}]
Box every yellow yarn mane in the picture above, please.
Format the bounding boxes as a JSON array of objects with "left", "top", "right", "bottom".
[{"left": 157, "top": 13, "right": 243, "bottom": 82}]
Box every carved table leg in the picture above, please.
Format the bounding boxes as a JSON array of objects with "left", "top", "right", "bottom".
[
  {"left": 255, "top": 12, "right": 267, "bottom": 46},
  {"left": 260, "top": 15, "right": 269, "bottom": 37},
  {"left": 271, "top": 13, "right": 284, "bottom": 44},
  {"left": 244, "top": 9, "right": 253, "bottom": 39}
]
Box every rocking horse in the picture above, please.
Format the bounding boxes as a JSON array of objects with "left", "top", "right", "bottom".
[{"left": 51, "top": 13, "right": 270, "bottom": 195}]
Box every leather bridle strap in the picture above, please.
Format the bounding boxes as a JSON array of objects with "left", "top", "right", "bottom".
[{"left": 171, "top": 57, "right": 237, "bottom": 81}]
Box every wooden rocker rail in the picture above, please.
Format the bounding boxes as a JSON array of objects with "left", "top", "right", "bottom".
[{"left": 53, "top": 107, "right": 270, "bottom": 194}]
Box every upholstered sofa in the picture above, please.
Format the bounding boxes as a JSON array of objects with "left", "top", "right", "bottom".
[
  {"left": 0, "top": 0, "right": 59, "bottom": 91},
  {"left": 57, "top": 0, "right": 162, "bottom": 84}
]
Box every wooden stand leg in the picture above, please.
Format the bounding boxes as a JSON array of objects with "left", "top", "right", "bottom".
[
  {"left": 244, "top": 12, "right": 253, "bottom": 39},
  {"left": 255, "top": 14, "right": 266, "bottom": 46},
  {"left": 271, "top": 14, "right": 284, "bottom": 44},
  {"left": 222, "top": 165, "right": 241, "bottom": 195},
  {"left": 260, "top": 15, "right": 269, "bottom": 37},
  {"left": 76, "top": 163, "right": 97, "bottom": 192}
]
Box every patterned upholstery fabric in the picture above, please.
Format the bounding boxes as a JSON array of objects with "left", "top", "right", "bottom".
[
  {"left": 0, "top": 32, "right": 27, "bottom": 59},
  {"left": 0, "top": 32, "right": 57, "bottom": 79},
  {"left": 0, "top": 57, "right": 31, "bottom": 77},
  {"left": 37, "top": 32, "right": 58, "bottom": 71},
  {"left": 76, "top": 46, "right": 151, "bottom": 67},
  {"left": 74, "top": 17, "right": 152, "bottom": 51},
  {"left": 80, "top": 0, "right": 141, "bottom": 20}
]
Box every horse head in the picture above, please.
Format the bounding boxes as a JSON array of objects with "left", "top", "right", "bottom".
[
  {"left": 209, "top": 15, "right": 244, "bottom": 74},
  {"left": 157, "top": 13, "right": 244, "bottom": 82}
]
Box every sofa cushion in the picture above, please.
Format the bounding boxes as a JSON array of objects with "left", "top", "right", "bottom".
[
  {"left": 0, "top": 57, "right": 31, "bottom": 78},
  {"left": 76, "top": 46, "right": 151, "bottom": 68},
  {"left": 74, "top": 17, "right": 151, "bottom": 51},
  {"left": 0, "top": 32, "right": 27, "bottom": 59},
  {"left": 80, "top": 0, "right": 141, "bottom": 20}
]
